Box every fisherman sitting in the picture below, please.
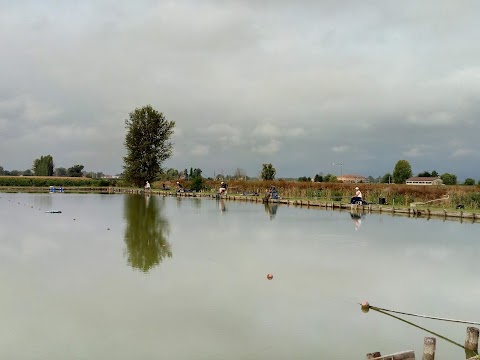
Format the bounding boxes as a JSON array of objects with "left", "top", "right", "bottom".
[
  {"left": 350, "top": 186, "right": 363, "bottom": 204},
  {"left": 219, "top": 181, "right": 228, "bottom": 195},
  {"left": 176, "top": 181, "right": 185, "bottom": 192},
  {"left": 269, "top": 185, "right": 279, "bottom": 200}
]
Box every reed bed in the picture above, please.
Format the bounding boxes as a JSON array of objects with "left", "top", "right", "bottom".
[{"left": 196, "top": 180, "right": 480, "bottom": 209}]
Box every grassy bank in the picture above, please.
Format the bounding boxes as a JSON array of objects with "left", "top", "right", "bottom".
[
  {"left": 2, "top": 176, "right": 479, "bottom": 210},
  {"left": 157, "top": 179, "right": 480, "bottom": 210}
]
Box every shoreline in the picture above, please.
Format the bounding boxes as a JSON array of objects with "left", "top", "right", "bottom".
[{"left": 1, "top": 186, "right": 477, "bottom": 224}]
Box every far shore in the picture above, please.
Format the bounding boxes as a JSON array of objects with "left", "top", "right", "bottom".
[{"left": 1, "top": 184, "right": 478, "bottom": 224}]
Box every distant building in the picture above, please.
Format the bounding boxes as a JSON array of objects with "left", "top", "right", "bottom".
[
  {"left": 337, "top": 174, "right": 368, "bottom": 183},
  {"left": 405, "top": 176, "right": 443, "bottom": 185}
]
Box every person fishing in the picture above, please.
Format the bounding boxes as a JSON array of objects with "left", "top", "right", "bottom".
[
  {"left": 351, "top": 186, "right": 363, "bottom": 204},
  {"left": 176, "top": 181, "right": 184, "bottom": 192},
  {"left": 219, "top": 181, "right": 228, "bottom": 195}
]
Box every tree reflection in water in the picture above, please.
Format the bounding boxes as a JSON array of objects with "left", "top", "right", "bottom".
[{"left": 123, "top": 194, "right": 172, "bottom": 272}]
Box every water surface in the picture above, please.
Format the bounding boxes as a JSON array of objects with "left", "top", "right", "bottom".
[{"left": 0, "top": 193, "right": 479, "bottom": 359}]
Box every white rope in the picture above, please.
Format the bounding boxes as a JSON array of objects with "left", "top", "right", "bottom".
[{"left": 370, "top": 305, "right": 480, "bottom": 326}]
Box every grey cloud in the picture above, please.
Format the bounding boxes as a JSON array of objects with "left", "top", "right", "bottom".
[{"left": 1, "top": 1, "right": 480, "bottom": 179}]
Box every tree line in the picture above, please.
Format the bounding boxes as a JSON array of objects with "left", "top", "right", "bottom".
[
  {"left": 0, "top": 160, "right": 101, "bottom": 178},
  {"left": 2, "top": 106, "right": 477, "bottom": 187}
]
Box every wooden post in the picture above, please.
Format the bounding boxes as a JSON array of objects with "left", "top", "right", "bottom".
[
  {"left": 465, "top": 326, "right": 479, "bottom": 353},
  {"left": 422, "top": 337, "right": 436, "bottom": 360},
  {"left": 367, "top": 352, "right": 381, "bottom": 359}
]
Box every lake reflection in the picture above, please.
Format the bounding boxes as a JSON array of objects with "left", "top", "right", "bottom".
[
  {"left": 123, "top": 194, "right": 172, "bottom": 272},
  {"left": 2, "top": 193, "right": 480, "bottom": 360}
]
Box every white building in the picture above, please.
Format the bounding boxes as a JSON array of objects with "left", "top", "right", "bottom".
[{"left": 405, "top": 177, "right": 443, "bottom": 185}]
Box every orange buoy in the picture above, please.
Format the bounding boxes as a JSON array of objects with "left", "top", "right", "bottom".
[{"left": 266, "top": 274, "right": 273, "bottom": 280}]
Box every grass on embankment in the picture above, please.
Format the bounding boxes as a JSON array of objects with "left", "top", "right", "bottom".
[{"left": 157, "top": 179, "right": 480, "bottom": 211}]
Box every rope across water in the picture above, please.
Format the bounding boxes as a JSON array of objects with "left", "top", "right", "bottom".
[{"left": 360, "top": 301, "right": 480, "bottom": 325}]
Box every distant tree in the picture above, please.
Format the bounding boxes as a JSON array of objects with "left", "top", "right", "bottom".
[
  {"left": 367, "top": 176, "right": 376, "bottom": 183},
  {"left": 9, "top": 170, "right": 20, "bottom": 176},
  {"left": 123, "top": 105, "right": 175, "bottom": 187},
  {"left": 431, "top": 170, "right": 439, "bottom": 177},
  {"left": 33, "top": 155, "right": 54, "bottom": 176},
  {"left": 68, "top": 164, "right": 85, "bottom": 177},
  {"left": 464, "top": 178, "right": 475, "bottom": 186},
  {"left": 233, "top": 168, "right": 247, "bottom": 180},
  {"left": 261, "top": 163, "right": 276, "bottom": 180},
  {"left": 417, "top": 171, "right": 431, "bottom": 177},
  {"left": 192, "top": 168, "right": 202, "bottom": 178},
  {"left": 393, "top": 160, "right": 412, "bottom": 184},
  {"left": 323, "top": 173, "right": 337, "bottom": 182},
  {"left": 23, "top": 169, "right": 33, "bottom": 176},
  {"left": 162, "top": 168, "right": 179, "bottom": 181},
  {"left": 440, "top": 173, "right": 457, "bottom": 185},
  {"left": 381, "top": 173, "right": 392, "bottom": 183},
  {"left": 298, "top": 176, "right": 311, "bottom": 182},
  {"left": 0, "top": 166, "right": 4, "bottom": 175},
  {"left": 314, "top": 174, "right": 323, "bottom": 182},
  {"left": 55, "top": 167, "right": 67, "bottom": 177},
  {"left": 183, "top": 169, "right": 188, "bottom": 180}
]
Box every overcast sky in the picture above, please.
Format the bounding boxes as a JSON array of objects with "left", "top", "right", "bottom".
[{"left": 1, "top": 0, "right": 480, "bottom": 180}]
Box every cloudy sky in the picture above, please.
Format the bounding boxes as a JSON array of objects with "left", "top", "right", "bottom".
[{"left": 1, "top": 1, "right": 480, "bottom": 180}]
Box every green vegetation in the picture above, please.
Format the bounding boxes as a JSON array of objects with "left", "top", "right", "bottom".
[
  {"left": 393, "top": 160, "right": 412, "bottom": 184},
  {"left": 440, "top": 172, "right": 457, "bottom": 185},
  {"left": 67, "top": 164, "right": 85, "bottom": 177},
  {"left": 33, "top": 155, "right": 54, "bottom": 176},
  {"left": 123, "top": 105, "right": 175, "bottom": 187},
  {"left": 0, "top": 176, "right": 112, "bottom": 187},
  {"left": 261, "top": 163, "right": 276, "bottom": 180}
]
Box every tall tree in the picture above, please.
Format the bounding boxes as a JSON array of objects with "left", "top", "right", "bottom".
[
  {"left": 393, "top": 160, "right": 412, "bottom": 184},
  {"left": 123, "top": 105, "right": 175, "bottom": 187},
  {"left": 417, "top": 171, "right": 431, "bottom": 177},
  {"left": 0, "top": 166, "right": 4, "bottom": 175},
  {"left": 68, "top": 164, "right": 84, "bottom": 177},
  {"left": 32, "top": 155, "right": 54, "bottom": 176},
  {"left": 261, "top": 163, "right": 276, "bottom": 180}
]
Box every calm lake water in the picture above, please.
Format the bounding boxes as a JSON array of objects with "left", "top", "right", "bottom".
[{"left": 1, "top": 192, "right": 479, "bottom": 360}]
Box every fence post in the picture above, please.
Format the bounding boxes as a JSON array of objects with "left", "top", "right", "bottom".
[
  {"left": 422, "top": 337, "right": 435, "bottom": 360},
  {"left": 465, "top": 326, "right": 479, "bottom": 356}
]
